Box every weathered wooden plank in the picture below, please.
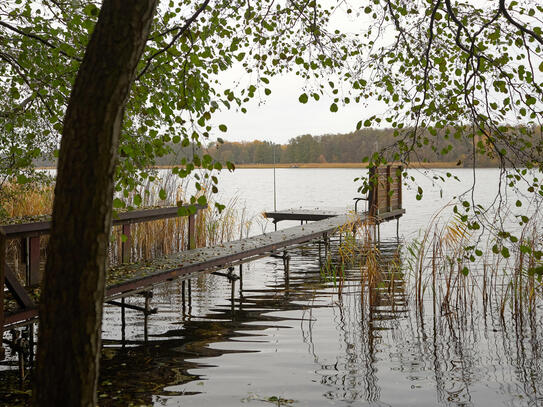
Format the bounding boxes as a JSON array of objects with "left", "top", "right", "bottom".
[{"left": 0, "top": 205, "right": 206, "bottom": 239}]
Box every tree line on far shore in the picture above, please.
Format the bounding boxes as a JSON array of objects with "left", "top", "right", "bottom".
[{"left": 153, "top": 126, "right": 540, "bottom": 167}]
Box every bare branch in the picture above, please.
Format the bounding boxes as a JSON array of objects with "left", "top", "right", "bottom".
[{"left": 499, "top": 0, "right": 543, "bottom": 46}]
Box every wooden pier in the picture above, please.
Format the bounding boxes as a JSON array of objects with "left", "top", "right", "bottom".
[{"left": 1, "top": 164, "right": 405, "bottom": 361}]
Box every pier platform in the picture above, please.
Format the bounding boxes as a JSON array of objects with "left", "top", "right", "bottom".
[{"left": 2, "top": 210, "right": 360, "bottom": 331}]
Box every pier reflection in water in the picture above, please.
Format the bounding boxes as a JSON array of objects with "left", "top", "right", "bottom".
[{"left": 93, "top": 237, "right": 543, "bottom": 407}]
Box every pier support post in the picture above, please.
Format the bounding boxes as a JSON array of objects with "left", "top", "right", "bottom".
[
  {"left": 181, "top": 280, "right": 186, "bottom": 317},
  {"left": 27, "top": 324, "right": 34, "bottom": 368},
  {"left": 283, "top": 251, "right": 291, "bottom": 289},
  {"left": 142, "top": 291, "right": 153, "bottom": 343},
  {"left": 231, "top": 278, "right": 236, "bottom": 313},
  {"left": 318, "top": 240, "right": 322, "bottom": 268},
  {"left": 396, "top": 218, "right": 400, "bottom": 241},
  {"left": 121, "top": 297, "right": 126, "bottom": 346},
  {"left": 121, "top": 224, "right": 131, "bottom": 264},
  {"left": 188, "top": 279, "right": 192, "bottom": 314},
  {"left": 0, "top": 231, "right": 5, "bottom": 360},
  {"left": 239, "top": 264, "right": 243, "bottom": 295}
]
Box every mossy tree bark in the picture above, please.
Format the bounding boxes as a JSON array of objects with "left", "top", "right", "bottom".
[{"left": 34, "top": 1, "right": 157, "bottom": 405}]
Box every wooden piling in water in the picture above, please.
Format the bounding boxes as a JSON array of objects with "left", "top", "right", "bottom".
[{"left": 0, "top": 231, "right": 5, "bottom": 360}]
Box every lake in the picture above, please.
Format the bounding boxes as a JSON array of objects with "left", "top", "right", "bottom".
[{"left": 3, "top": 167, "right": 543, "bottom": 406}]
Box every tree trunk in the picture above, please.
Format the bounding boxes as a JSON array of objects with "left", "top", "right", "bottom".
[{"left": 34, "top": 1, "right": 157, "bottom": 405}]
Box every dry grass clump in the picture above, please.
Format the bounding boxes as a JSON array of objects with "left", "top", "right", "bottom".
[
  {"left": 0, "top": 180, "right": 54, "bottom": 220},
  {"left": 0, "top": 174, "right": 247, "bottom": 277}
]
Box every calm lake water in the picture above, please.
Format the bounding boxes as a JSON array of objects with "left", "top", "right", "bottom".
[{"left": 2, "top": 168, "right": 543, "bottom": 406}]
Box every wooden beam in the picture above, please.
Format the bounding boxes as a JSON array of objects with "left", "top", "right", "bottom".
[
  {"left": 0, "top": 204, "right": 207, "bottom": 239},
  {"left": 5, "top": 264, "right": 35, "bottom": 309}
]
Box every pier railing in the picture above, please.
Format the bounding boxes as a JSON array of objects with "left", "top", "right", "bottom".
[{"left": 0, "top": 204, "right": 205, "bottom": 359}]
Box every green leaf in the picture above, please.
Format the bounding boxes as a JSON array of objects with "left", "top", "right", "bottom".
[
  {"left": 134, "top": 194, "right": 142, "bottom": 206},
  {"left": 197, "top": 195, "right": 207, "bottom": 206},
  {"left": 159, "top": 189, "right": 167, "bottom": 200},
  {"left": 218, "top": 124, "right": 227, "bottom": 132},
  {"left": 330, "top": 103, "right": 338, "bottom": 112},
  {"left": 113, "top": 198, "right": 124, "bottom": 209},
  {"left": 298, "top": 93, "right": 308, "bottom": 104}
]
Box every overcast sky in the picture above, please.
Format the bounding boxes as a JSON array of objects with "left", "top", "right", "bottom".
[
  {"left": 209, "top": 3, "right": 385, "bottom": 145},
  {"left": 210, "top": 71, "right": 387, "bottom": 145}
]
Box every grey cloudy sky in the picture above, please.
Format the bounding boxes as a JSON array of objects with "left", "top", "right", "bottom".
[{"left": 211, "top": 71, "right": 386, "bottom": 145}]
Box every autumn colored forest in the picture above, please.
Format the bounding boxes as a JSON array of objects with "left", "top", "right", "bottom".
[{"left": 152, "top": 127, "right": 540, "bottom": 167}]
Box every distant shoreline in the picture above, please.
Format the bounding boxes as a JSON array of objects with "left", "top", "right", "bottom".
[
  {"left": 153, "top": 161, "right": 463, "bottom": 169},
  {"left": 37, "top": 161, "right": 480, "bottom": 171}
]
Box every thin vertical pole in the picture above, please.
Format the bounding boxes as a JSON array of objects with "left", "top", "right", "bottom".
[
  {"left": 181, "top": 280, "right": 186, "bottom": 317},
  {"left": 0, "top": 230, "right": 5, "bottom": 360},
  {"left": 239, "top": 264, "right": 243, "bottom": 294},
  {"left": 121, "top": 297, "right": 126, "bottom": 346},
  {"left": 230, "top": 279, "right": 235, "bottom": 314},
  {"left": 273, "top": 144, "right": 277, "bottom": 212},
  {"left": 143, "top": 292, "right": 151, "bottom": 343}
]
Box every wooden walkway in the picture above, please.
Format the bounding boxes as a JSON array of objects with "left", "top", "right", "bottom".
[
  {"left": 2, "top": 211, "right": 359, "bottom": 330},
  {"left": 2, "top": 164, "right": 407, "bottom": 359}
]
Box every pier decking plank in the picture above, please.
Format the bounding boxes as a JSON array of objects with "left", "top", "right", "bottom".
[{"left": 263, "top": 208, "right": 345, "bottom": 222}]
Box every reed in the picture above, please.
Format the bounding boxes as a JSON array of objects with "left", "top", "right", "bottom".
[
  {"left": 108, "top": 174, "right": 248, "bottom": 264},
  {"left": 0, "top": 174, "right": 247, "bottom": 275},
  {"left": 320, "top": 203, "right": 542, "bottom": 331},
  {"left": 0, "top": 180, "right": 54, "bottom": 220}
]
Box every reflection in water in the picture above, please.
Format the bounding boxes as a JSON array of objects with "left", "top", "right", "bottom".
[
  {"left": 97, "top": 237, "right": 543, "bottom": 406},
  {"left": 1, "top": 237, "right": 542, "bottom": 406}
]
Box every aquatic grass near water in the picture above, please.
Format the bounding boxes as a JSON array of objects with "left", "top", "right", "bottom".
[
  {"left": 0, "top": 175, "right": 247, "bottom": 277},
  {"left": 318, "top": 203, "right": 542, "bottom": 333}
]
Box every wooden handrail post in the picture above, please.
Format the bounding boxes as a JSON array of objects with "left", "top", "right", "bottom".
[
  {"left": 121, "top": 224, "right": 131, "bottom": 264},
  {"left": 386, "top": 165, "right": 392, "bottom": 212},
  {"left": 29, "top": 236, "right": 40, "bottom": 285},
  {"left": 187, "top": 213, "right": 196, "bottom": 250}
]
